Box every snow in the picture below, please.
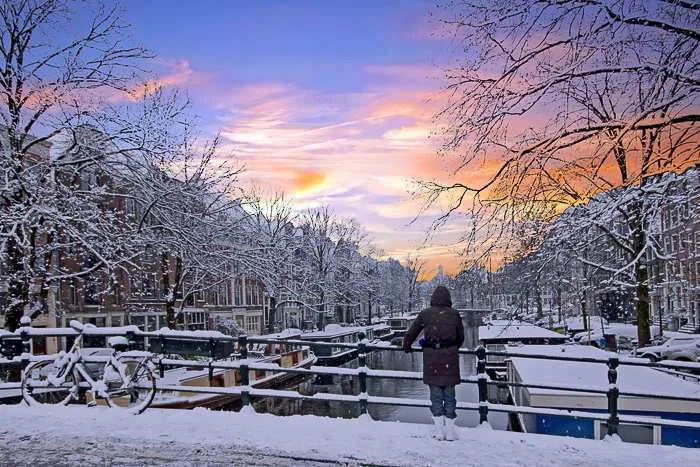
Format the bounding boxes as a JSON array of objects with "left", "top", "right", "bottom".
[
  {"left": 155, "top": 328, "right": 232, "bottom": 339},
  {"left": 0, "top": 405, "right": 698, "bottom": 466},
  {"left": 479, "top": 322, "right": 567, "bottom": 341},
  {"left": 508, "top": 345, "right": 700, "bottom": 400},
  {"left": 302, "top": 326, "right": 367, "bottom": 338},
  {"left": 257, "top": 329, "right": 303, "bottom": 339}
]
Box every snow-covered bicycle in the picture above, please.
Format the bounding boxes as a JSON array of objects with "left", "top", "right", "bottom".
[{"left": 21, "top": 320, "right": 156, "bottom": 414}]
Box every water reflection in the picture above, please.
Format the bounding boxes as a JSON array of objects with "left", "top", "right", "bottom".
[{"left": 252, "top": 350, "right": 507, "bottom": 429}]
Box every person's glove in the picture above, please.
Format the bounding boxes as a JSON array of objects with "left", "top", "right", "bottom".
[{"left": 418, "top": 337, "right": 425, "bottom": 348}]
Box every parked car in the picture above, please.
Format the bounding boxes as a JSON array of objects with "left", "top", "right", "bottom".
[{"left": 635, "top": 336, "right": 700, "bottom": 362}]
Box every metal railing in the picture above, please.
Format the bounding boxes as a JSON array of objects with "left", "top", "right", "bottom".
[{"left": 2, "top": 326, "right": 700, "bottom": 443}]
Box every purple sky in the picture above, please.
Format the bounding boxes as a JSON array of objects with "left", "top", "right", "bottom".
[{"left": 119, "top": 1, "right": 464, "bottom": 276}]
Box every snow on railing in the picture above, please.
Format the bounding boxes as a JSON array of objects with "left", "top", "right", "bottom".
[{"left": 2, "top": 325, "right": 700, "bottom": 440}]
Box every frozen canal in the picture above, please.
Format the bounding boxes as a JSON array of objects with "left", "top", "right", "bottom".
[{"left": 253, "top": 349, "right": 508, "bottom": 429}]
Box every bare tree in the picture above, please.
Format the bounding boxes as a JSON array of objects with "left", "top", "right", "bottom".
[
  {"left": 0, "top": 0, "right": 158, "bottom": 331},
  {"left": 243, "top": 189, "right": 301, "bottom": 333},
  {"left": 424, "top": 0, "right": 699, "bottom": 345},
  {"left": 298, "top": 206, "right": 365, "bottom": 329}
]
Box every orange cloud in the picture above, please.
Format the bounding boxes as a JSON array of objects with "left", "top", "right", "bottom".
[
  {"left": 294, "top": 170, "right": 327, "bottom": 193},
  {"left": 129, "top": 59, "right": 212, "bottom": 100}
]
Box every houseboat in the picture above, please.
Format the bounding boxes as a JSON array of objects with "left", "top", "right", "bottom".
[
  {"left": 479, "top": 320, "right": 568, "bottom": 377},
  {"left": 150, "top": 330, "right": 316, "bottom": 410},
  {"left": 369, "top": 323, "right": 394, "bottom": 342},
  {"left": 506, "top": 345, "right": 700, "bottom": 448},
  {"left": 385, "top": 315, "right": 416, "bottom": 344},
  {"left": 300, "top": 324, "right": 384, "bottom": 366}
]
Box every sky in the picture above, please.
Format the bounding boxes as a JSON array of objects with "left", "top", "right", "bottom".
[{"left": 118, "top": 0, "right": 464, "bottom": 277}]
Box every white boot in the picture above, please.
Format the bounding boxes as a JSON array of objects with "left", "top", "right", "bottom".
[
  {"left": 444, "top": 417, "right": 458, "bottom": 441},
  {"left": 431, "top": 416, "right": 445, "bottom": 440}
]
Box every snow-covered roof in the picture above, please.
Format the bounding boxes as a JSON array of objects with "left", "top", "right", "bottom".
[
  {"left": 508, "top": 345, "right": 700, "bottom": 400},
  {"left": 561, "top": 317, "right": 607, "bottom": 330},
  {"left": 302, "top": 325, "right": 368, "bottom": 338},
  {"left": 479, "top": 322, "right": 567, "bottom": 341},
  {"left": 257, "top": 329, "right": 303, "bottom": 339},
  {"left": 573, "top": 323, "right": 661, "bottom": 341}
]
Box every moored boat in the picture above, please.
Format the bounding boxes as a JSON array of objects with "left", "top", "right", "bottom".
[
  {"left": 300, "top": 324, "right": 382, "bottom": 366},
  {"left": 151, "top": 331, "right": 316, "bottom": 409}
]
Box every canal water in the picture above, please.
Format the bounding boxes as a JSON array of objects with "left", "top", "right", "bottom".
[{"left": 253, "top": 350, "right": 508, "bottom": 429}]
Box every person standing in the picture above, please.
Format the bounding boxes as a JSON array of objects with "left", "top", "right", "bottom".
[{"left": 402, "top": 285, "right": 465, "bottom": 441}]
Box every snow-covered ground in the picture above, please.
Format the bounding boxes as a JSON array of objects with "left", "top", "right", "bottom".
[{"left": 1, "top": 405, "right": 698, "bottom": 466}]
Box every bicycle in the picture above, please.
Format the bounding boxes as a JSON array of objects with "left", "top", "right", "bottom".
[{"left": 21, "top": 320, "right": 157, "bottom": 414}]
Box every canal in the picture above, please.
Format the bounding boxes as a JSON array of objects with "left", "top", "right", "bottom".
[{"left": 253, "top": 350, "right": 509, "bottom": 429}]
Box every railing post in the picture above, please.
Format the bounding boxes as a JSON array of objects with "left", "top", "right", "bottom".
[
  {"left": 125, "top": 330, "right": 136, "bottom": 351},
  {"left": 476, "top": 345, "right": 489, "bottom": 425},
  {"left": 208, "top": 338, "right": 215, "bottom": 384},
  {"left": 358, "top": 340, "right": 368, "bottom": 416},
  {"left": 606, "top": 356, "right": 619, "bottom": 437},
  {"left": 19, "top": 319, "right": 31, "bottom": 378},
  {"left": 239, "top": 334, "right": 250, "bottom": 408},
  {"left": 19, "top": 324, "right": 31, "bottom": 355}
]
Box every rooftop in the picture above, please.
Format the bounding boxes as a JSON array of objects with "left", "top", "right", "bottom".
[{"left": 479, "top": 322, "right": 567, "bottom": 341}]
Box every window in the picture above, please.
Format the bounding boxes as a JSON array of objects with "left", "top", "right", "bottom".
[
  {"left": 234, "top": 278, "right": 242, "bottom": 306},
  {"left": 245, "top": 282, "right": 252, "bottom": 306},
  {"left": 79, "top": 172, "right": 97, "bottom": 191},
  {"left": 69, "top": 280, "right": 78, "bottom": 305},
  {"left": 130, "top": 315, "right": 145, "bottom": 330},
  {"left": 131, "top": 276, "right": 142, "bottom": 298},
  {"left": 141, "top": 315, "right": 155, "bottom": 331},
  {"left": 84, "top": 279, "right": 101, "bottom": 305},
  {"left": 143, "top": 274, "right": 155, "bottom": 298},
  {"left": 125, "top": 198, "right": 136, "bottom": 217},
  {"left": 245, "top": 316, "right": 258, "bottom": 333}
]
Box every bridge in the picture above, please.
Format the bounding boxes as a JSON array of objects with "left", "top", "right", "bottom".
[{"left": 1, "top": 325, "right": 700, "bottom": 465}]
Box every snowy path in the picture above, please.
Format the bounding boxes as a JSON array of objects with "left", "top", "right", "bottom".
[{"left": 0, "top": 405, "right": 697, "bottom": 466}]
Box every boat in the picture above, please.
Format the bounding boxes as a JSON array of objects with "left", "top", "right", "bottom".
[
  {"left": 369, "top": 323, "right": 394, "bottom": 342},
  {"left": 384, "top": 315, "right": 417, "bottom": 344},
  {"left": 150, "top": 330, "right": 316, "bottom": 410},
  {"left": 506, "top": 344, "right": 700, "bottom": 448},
  {"left": 479, "top": 320, "right": 568, "bottom": 377},
  {"left": 300, "top": 324, "right": 382, "bottom": 366}
]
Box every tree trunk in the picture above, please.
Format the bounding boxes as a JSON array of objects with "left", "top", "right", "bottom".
[
  {"left": 630, "top": 201, "right": 651, "bottom": 346},
  {"left": 268, "top": 296, "right": 277, "bottom": 333},
  {"left": 534, "top": 274, "right": 543, "bottom": 320},
  {"left": 4, "top": 236, "right": 27, "bottom": 331},
  {"left": 162, "top": 253, "right": 182, "bottom": 329},
  {"left": 581, "top": 298, "right": 588, "bottom": 331},
  {"left": 557, "top": 287, "right": 562, "bottom": 324}
]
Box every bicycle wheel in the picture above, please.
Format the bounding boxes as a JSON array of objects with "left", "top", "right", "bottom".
[
  {"left": 22, "top": 359, "right": 77, "bottom": 406},
  {"left": 100, "top": 356, "right": 156, "bottom": 414}
]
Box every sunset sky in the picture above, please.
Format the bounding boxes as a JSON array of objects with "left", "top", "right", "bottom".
[{"left": 120, "top": 1, "right": 466, "bottom": 277}]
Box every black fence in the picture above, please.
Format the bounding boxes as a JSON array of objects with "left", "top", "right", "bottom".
[{"left": 1, "top": 326, "right": 700, "bottom": 443}]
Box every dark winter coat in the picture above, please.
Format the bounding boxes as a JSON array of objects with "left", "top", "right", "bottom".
[{"left": 402, "top": 286, "right": 465, "bottom": 386}]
